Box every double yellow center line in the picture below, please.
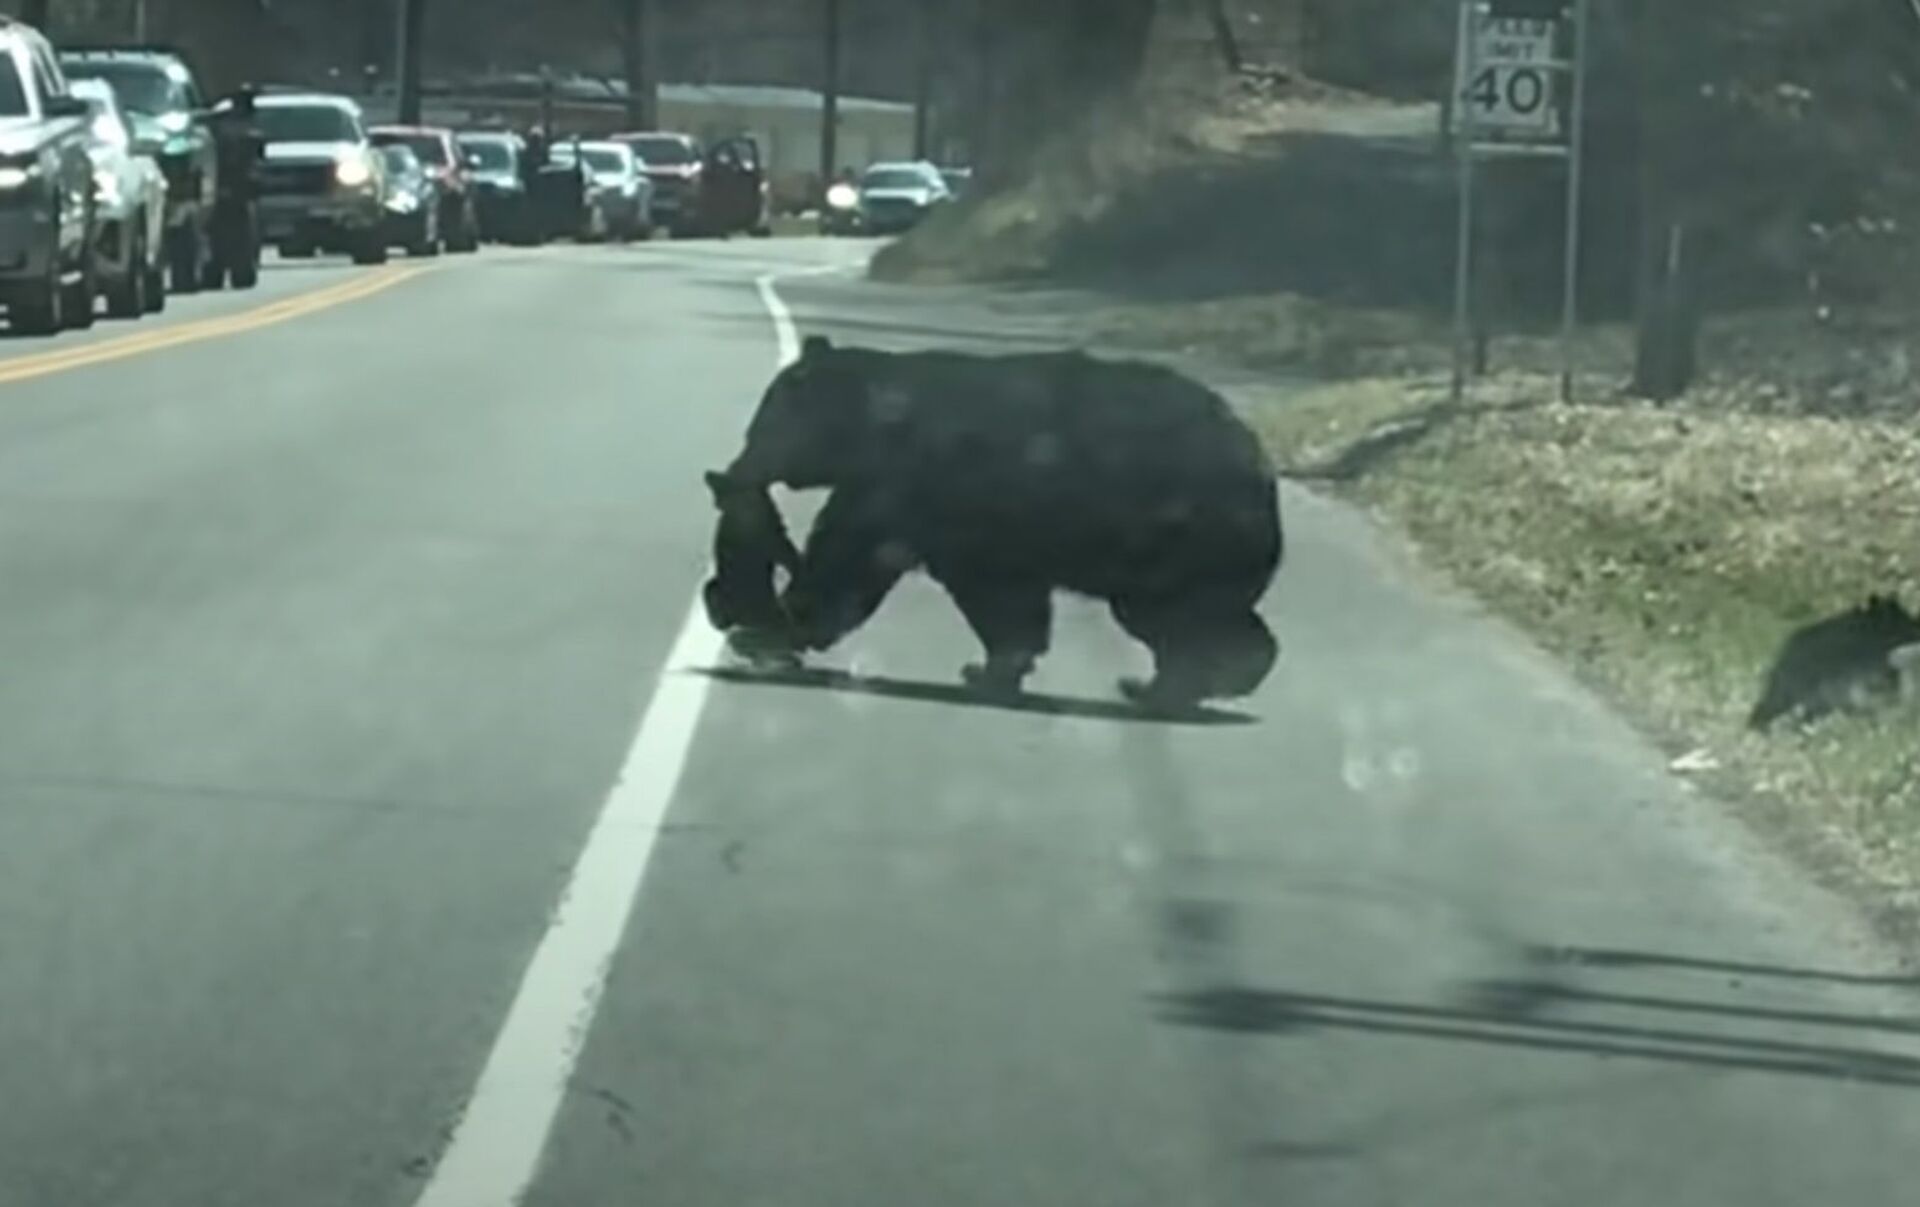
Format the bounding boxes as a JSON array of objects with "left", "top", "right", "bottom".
[{"left": 0, "top": 263, "right": 432, "bottom": 388}]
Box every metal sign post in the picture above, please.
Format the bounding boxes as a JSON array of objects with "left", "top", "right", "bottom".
[
  {"left": 1450, "top": 1, "right": 1479, "bottom": 407},
  {"left": 1449, "top": 0, "right": 1588, "bottom": 405},
  {"left": 1558, "top": 0, "right": 1593, "bottom": 403}
]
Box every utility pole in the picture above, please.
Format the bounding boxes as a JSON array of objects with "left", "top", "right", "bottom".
[
  {"left": 396, "top": 0, "right": 427, "bottom": 124},
  {"left": 621, "top": 0, "right": 657, "bottom": 128},
  {"left": 820, "top": 0, "right": 841, "bottom": 191},
  {"left": 912, "top": 13, "right": 933, "bottom": 159}
]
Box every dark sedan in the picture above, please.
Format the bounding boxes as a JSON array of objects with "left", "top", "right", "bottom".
[
  {"left": 456, "top": 130, "right": 530, "bottom": 243},
  {"left": 371, "top": 125, "right": 480, "bottom": 253}
]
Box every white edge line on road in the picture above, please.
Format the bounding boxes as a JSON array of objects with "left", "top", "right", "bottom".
[{"left": 411, "top": 259, "right": 853, "bottom": 1207}]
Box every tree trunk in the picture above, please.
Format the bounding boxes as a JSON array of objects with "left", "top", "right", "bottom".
[
  {"left": 1631, "top": 207, "right": 1697, "bottom": 400},
  {"left": 912, "top": 13, "right": 932, "bottom": 159},
  {"left": 396, "top": 0, "right": 426, "bottom": 124},
  {"left": 621, "top": 0, "right": 656, "bottom": 128},
  {"left": 1626, "top": 0, "right": 1699, "bottom": 399},
  {"left": 819, "top": 0, "right": 841, "bottom": 188},
  {"left": 1204, "top": 0, "right": 1243, "bottom": 72}
]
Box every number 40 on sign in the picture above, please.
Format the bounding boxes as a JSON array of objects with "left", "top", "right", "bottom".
[{"left": 1452, "top": 3, "right": 1562, "bottom": 142}]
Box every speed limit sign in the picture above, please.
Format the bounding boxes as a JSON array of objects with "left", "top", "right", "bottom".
[
  {"left": 1446, "top": 0, "right": 1591, "bottom": 409},
  {"left": 1451, "top": 6, "right": 1561, "bottom": 141}
]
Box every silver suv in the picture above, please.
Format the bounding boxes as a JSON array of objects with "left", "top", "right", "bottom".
[
  {"left": 254, "top": 92, "right": 389, "bottom": 264},
  {"left": 0, "top": 18, "right": 102, "bottom": 334}
]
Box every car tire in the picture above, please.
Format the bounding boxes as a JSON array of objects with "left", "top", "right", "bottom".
[
  {"left": 350, "top": 232, "right": 388, "bottom": 265},
  {"left": 10, "top": 257, "right": 63, "bottom": 336},
  {"left": 231, "top": 246, "right": 260, "bottom": 289},
  {"left": 168, "top": 223, "right": 205, "bottom": 294},
  {"left": 105, "top": 224, "right": 147, "bottom": 319},
  {"left": 63, "top": 251, "right": 98, "bottom": 331},
  {"left": 143, "top": 260, "right": 167, "bottom": 313}
]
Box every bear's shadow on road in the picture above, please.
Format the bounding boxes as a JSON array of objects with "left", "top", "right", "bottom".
[{"left": 691, "top": 665, "right": 1257, "bottom": 726}]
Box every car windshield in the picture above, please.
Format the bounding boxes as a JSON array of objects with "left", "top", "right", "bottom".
[
  {"left": 61, "top": 60, "right": 183, "bottom": 115},
  {"left": 259, "top": 103, "right": 359, "bottom": 143},
  {"left": 627, "top": 135, "right": 693, "bottom": 165},
  {"left": 863, "top": 168, "right": 932, "bottom": 190},
  {"left": 550, "top": 144, "right": 624, "bottom": 174},
  {"left": 461, "top": 138, "right": 514, "bottom": 171},
  {"left": 578, "top": 148, "right": 626, "bottom": 175},
  {"left": 380, "top": 146, "right": 422, "bottom": 179},
  {"left": 377, "top": 133, "right": 449, "bottom": 166}
]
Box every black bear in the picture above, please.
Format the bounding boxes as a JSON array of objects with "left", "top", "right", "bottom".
[
  {"left": 706, "top": 335, "right": 1283, "bottom": 705},
  {"left": 1749, "top": 595, "right": 1920, "bottom": 729}
]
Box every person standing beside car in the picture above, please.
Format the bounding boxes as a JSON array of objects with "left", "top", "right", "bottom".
[{"left": 205, "top": 82, "right": 263, "bottom": 289}]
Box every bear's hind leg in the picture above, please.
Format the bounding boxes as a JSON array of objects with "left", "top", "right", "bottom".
[
  {"left": 1112, "top": 597, "right": 1278, "bottom": 705},
  {"left": 942, "top": 575, "right": 1054, "bottom": 696}
]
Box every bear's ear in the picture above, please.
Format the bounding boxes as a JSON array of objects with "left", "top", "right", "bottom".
[
  {"left": 703, "top": 469, "right": 730, "bottom": 506},
  {"left": 801, "top": 334, "right": 832, "bottom": 362}
]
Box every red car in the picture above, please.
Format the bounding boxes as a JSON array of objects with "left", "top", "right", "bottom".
[
  {"left": 610, "top": 131, "right": 768, "bottom": 239},
  {"left": 369, "top": 125, "right": 482, "bottom": 253}
]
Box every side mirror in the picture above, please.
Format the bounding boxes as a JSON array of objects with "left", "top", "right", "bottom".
[{"left": 45, "top": 95, "right": 89, "bottom": 120}]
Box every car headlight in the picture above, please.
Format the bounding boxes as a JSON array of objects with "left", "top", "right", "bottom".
[
  {"left": 826, "top": 182, "right": 858, "bottom": 210},
  {"left": 94, "top": 169, "right": 121, "bottom": 207},
  {"left": 386, "top": 191, "right": 419, "bottom": 213},
  {"left": 335, "top": 153, "right": 373, "bottom": 188},
  {"left": 157, "top": 111, "right": 192, "bottom": 135},
  {"left": 0, "top": 164, "right": 38, "bottom": 190}
]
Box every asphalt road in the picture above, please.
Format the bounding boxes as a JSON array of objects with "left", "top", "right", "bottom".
[{"left": 1, "top": 239, "right": 1917, "bottom": 1207}]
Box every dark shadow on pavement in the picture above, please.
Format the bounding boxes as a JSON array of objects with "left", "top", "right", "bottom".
[
  {"left": 1456, "top": 975, "right": 1920, "bottom": 1036},
  {"left": 692, "top": 664, "right": 1256, "bottom": 726},
  {"left": 1285, "top": 399, "right": 1555, "bottom": 485},
  {"left": 1157, "top": 981, "right": 1920, "bottom": 1088},
  {"left": 1527, "top": 944, "right": 1920, "bottom": 988}
]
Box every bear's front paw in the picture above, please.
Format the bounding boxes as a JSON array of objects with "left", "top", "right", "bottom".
[{"left": 726, "top": 625, "right": 804, "bottom": 669}]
